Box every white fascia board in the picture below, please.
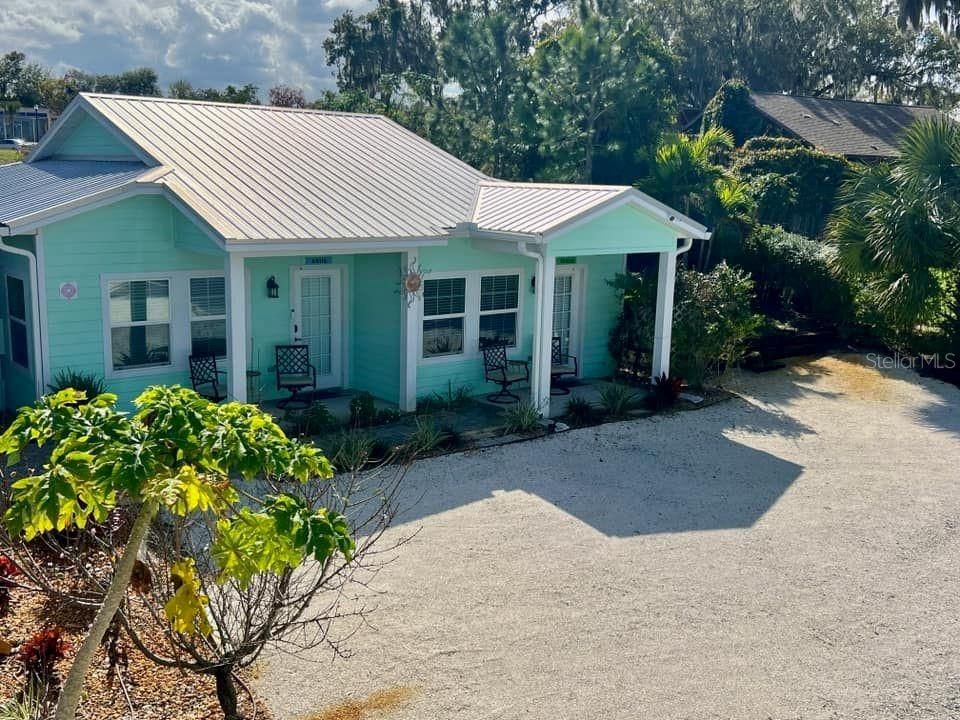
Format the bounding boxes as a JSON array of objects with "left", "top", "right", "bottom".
[{"left": 223, "top": 237, "right": 450, "bottom": 256}]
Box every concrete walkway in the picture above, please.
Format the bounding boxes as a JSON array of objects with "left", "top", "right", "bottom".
[{"left": 256, "top": 355, "right": 960, "bottom": 720}]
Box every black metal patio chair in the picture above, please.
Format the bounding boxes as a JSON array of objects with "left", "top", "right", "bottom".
[
  {"left": 275, "top": 344, "right": 317, "bottom": 408},
  {"left": 189, "top": 353, "right": 226, "bottom": 402},
  {"left": 550, "top": 336, "right": 579, "bottom": 395},
  {"left": 482, "top": 341, "right": 529, "bottom": 404}
]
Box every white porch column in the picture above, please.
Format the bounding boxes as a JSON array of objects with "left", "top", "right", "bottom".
[
  {"left": 535, "top": 254, "right": 556, "bottom": 417},
  {"left": 225, "top": 252, "right": 248, "bottom": 402},
  {"left": 399, "top": 249, "right": 419, "bottom": 412},
  {"left": 652, "top": 250, "right": 677, "bottom": 379}
]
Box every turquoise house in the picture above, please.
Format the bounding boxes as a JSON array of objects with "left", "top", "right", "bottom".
[{"left": 0, "top": 94, "right": 709, "bottom": 416}]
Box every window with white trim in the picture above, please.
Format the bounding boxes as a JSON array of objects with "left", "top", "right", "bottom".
[
  {"left": 189, "top": 276, "right": 226, "bottom": 357},
  {"left": 6, "top": 276, "right": 28, "bottom": 369},
  {"left": 422, "top": 277, "right": 466, "bottom": 357},
  {"left": 107, "top": 278, "right": 171, "bottom": 371},
  {"left": 479, "top": 273, "right": 519, "bottom": 348}
]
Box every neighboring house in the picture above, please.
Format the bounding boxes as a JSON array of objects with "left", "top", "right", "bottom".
[
  {"left": 1, "top": 106, "right": 55, "bottom": 143},
  {"left": 749, "top": 91, "right": 943, "bottom": 161},
  {"left": 0, "top": 94, "right": 708, "bottom": 416}
]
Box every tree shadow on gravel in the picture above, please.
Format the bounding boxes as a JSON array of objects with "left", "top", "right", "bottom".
[{"left": 393, "top": 393, "right": 805, "bottom": 538}]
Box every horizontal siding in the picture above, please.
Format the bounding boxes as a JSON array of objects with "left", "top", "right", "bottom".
[
  {"left": 548, "top": 204, "right": 676, "bottom": 256},
  {"left": 351, "top": 253, "right": 402, "bottom": 403},
  {"left": 578, "top": 254, "right": 622, "bottom": 378},
  {"left": 42, "top": 195, "right": 223, "bottom": 407},
  {"left": 52, "top": 111, "right": 136, "bottom": 159}
]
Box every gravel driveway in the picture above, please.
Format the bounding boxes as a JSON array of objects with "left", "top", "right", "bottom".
[{"left": 256, "top": 355, "right": 960, "bottom": 720}]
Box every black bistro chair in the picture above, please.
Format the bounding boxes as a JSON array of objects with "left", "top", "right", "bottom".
[
  {"left": 481, "top": 341, "right": 529, "bottom": 404},
  {"left": 550, "top": 336, "right": 579, "bottom": 395},
  {"left": 275, "top": 344, "right": 317, "bottom": 408},
  {"left": 189, "top": 353, "right": 226, "bottom": 402}
]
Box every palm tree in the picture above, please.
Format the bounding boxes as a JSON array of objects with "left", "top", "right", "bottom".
[
  {"left": 641, "top": 128, "right": 743, "bottom": 267},
  {"left": 827, "top": 117, "right": 960, "bottom": 333}
]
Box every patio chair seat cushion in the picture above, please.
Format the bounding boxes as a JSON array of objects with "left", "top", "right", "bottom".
[
  {"left": 278, "top": 373, "right": 314, "bottom": 386},
  {"left": 503, "top": 370, "right": 528, "bottom": 382},
  {"left": 552, "top": 362, "right": 577, "bottom": 374}
]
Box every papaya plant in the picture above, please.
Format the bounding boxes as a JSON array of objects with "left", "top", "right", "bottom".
[{"left": 0, "top": 386, "right": 351, "bottom": 720}]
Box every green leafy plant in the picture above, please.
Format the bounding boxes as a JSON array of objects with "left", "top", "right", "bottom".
[
  {"left": 564, "top": 395, "right": 596, "bottom": 428},
  {"left": 0, "top": 681, "right": 47, "bottom": 720},
  {"left": 349, "top": 391, "right": 378, "bottom": 428},
  {"left": 0, "top": 386, "right": 345, "bottom": 720},
  {"left": 287, "top": 402, "right": 341, "bottom": 436},
  {"left": 18, "top": 627, "right": 68, "bottom": 679},
  {"left": 46, "top": 370, "right": 106, "bottom": 401},
  {"left": 404, "top": 415, "right": 445, "bottom": 456},
  {"left": 648, "top": 373, "right": 683, "bottom": 411},
  {"left": 331, "top": 430, "right": 375, "bottom": 472},
  {"left": 598, "top": 384, "right": 640, "bottom": 420},
  {"left": 500, "top": 401, "right": 541, "bottom": 435}
]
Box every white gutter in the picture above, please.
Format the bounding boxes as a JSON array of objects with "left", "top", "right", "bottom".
[
  {"left": 0, "top": 223, "right": 45, "bottom": 399},
  {"left": 677, "top": 237, "right": 695, "bottom": 254}
]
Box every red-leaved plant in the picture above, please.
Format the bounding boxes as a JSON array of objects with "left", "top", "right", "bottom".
[
  {"left": 19, "top": 627, "right": 69, "bottom": 678},
  {"left": 0, "top": 554, "right": 19, "bottom": 616}
]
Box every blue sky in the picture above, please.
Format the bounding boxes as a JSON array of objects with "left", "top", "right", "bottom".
[{"left": 0, "top": 0, "right": 376, "bottom": 97}]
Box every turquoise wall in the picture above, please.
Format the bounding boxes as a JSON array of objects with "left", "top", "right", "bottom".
[
  {"left": 42, "top": 195, "right": 223, "bottom": 406},
  {"left": 548, "top": 203, "right": 677, "bottom": 256},
  {"left": 0, "top": 238, "right": 37, "bottom": 410},
  {"left": 577, "top": 254, "right": 622, "bottom": 378},
  {"left": 351, "top": 253, "right": 403, "bottom": 403},
  {"left": 48, "top": 110, "right": 138, "bottom": 159},
  {"left": 417, "top": 238, "right": 537, "bottom": 398}
]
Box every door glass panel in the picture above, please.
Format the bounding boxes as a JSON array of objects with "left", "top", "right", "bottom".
[
  {"left": 300, "top": 275, "right": 333, "bottom": 377},
  {"left": 553, "top": 274, "right": 573, "bottom": 355}
]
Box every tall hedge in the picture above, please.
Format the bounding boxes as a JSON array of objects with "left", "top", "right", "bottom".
[{"left": 733, "top": 138, "right": 849, "bottom": 237}]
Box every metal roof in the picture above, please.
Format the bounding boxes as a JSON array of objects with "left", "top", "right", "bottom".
[
  {"left": 471, "top": 181, "right": 709, "bottom": 238},
  {"left": 75, "top": 94, "right": 488, "bottom": 242},
  {"left": 0, "top": 160, "right": 149, "bottom": 228},
  {"left": 750, "top": 92, "right": 943, "bottom": 159}
]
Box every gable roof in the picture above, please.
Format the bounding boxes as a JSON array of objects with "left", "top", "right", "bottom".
[
  {"left": 15, "top": 93, "right": 709, "bottom": 244},
  {"left": 750, "top": 92, "right": 943, "bottom": 159},
  {"left": 471, "top": 181, "right": 708, "bottom": 238},
  {"left": 0, "top": 160, "right": 151, "bottom": 229}
]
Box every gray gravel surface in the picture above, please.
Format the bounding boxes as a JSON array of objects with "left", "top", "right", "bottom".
[{"left": 256, "top": 355, "right": 960, "bottom": 720}]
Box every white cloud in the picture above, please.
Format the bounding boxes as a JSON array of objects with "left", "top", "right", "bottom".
[{"left": 0, "top": 0, "right": 349, "bottom": 96}]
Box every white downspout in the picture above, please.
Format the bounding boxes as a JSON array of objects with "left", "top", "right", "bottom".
[
  {"left": 0, "top": 225, "right": 45, "bottom": 399},
  {"left": 516, "top": 239, "right": 545, "bottom": 413}
]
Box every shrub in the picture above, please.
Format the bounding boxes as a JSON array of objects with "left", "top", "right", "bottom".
[
  {"left": 19, "top": 627, "right": 68, "bottom": 679},
  {"left": 330, "top": 431, "right": 375, "bottom": 472},
  {"left": 349, "top": 391, "right": 377, "bottom": 428},
  {"left": 500, "top": 401, "right": 541, "bottom": 435},
  {"left": 648, "top": 373, "right": 683, "bottom": 411},
  {"left": 0, "top": 682, "right": 46, "bottom": 720},
  {"left": 738, "top": 225, "right": 854, "bottom": 322},
  {"left": 405, "top": 416, "right": 444, "bottom": 456},
  {"left": 564, "top": 395, "right": 596, "bottom": 427},
  {"left": 599, "top": 384, "right": 640, "bottom": 420},
  {"left": 287, "top": 402, "right": 340, "bottom": 436},
  {"left": 46, "top": 370, "right": 106, "bottom": 401},
  {"left": 672, "top": 263, "right": 763, "bottom": 388},
  {"left": 609, "top": 263, "right": 762, "bottom": 388},
  {"left": 418, "top": 382, "right": 472, "bottom": 413}
]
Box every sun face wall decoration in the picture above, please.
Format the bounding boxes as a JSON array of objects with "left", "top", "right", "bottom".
[{"left": 401, "top": 259, "right": 429, "bottom": 307}]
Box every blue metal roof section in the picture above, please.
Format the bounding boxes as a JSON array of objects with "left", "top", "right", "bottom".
[{"left": 0, "top": 160, "right": 148, "bottom": 227}]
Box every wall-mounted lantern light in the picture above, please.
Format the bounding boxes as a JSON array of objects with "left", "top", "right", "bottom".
[{"left": 266, "top": 275, "right": 280, "bottom": 299}]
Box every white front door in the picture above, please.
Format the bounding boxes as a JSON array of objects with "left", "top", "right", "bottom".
[
  {"left": 552, "top": 266, "right": 582, "bottom": 370},
  {"left": 291, "top": 267, "right": 342, "bottom": 389}
]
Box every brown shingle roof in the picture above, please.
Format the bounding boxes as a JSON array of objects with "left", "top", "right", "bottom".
[{"left": 750, "top": 92, "right": 943, "bottom": 159}]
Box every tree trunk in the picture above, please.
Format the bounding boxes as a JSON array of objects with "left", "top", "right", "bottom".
[
  {"left": 213, "top": 665, "right": 240, "bottom": 720},
  {"left": 55, "top": 501, "right": 159, "bottom": 720}
]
